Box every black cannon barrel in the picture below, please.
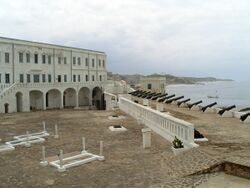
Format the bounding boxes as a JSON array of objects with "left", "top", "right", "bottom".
[
  {"left": 129, "top": 90, "right": 139, "bottom": 96},
  {"left": 218, "top": 105, "right": 236, "bottom": 115},
  {"left": 177, "top": 98, "right": 191, "bottom": 106},
  {"left": 133, "top": 90, "right": 143, "bottom": 96},
  {"left": 188, "top": 100, "right": 202, "bottom": 109},
  {"left": 201, "top": 102, "right": 217, "bottom": 112},
  {"left": 158, "top": 94, "right": 175, "bottom": 102},
  {"left": 137, "top": 91, "right": 149, "bottom": 97},
  {"left": 146, "top": 92, "right": 161, "bottom": 99},
  {"left": 165, "top": 96, "right": 184, "bottom": 104},
  {"left": 140, "top": 91, "right": 152, "bottom": 98},
  {"left": 142, "top": 92, "right": 155, "bottom": 98},
  {"left": 152, "top": 93, "right": 168, "bottom": 100},
  {"left": 128, "top": 90, "right": 137, "bottom": 95},
  {"left": 240, "top": 112, "right": 250, "bottom": 121}
]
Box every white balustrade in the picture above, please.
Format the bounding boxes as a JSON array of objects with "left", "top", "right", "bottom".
[{"left": 119, "top": 97, "right": 198, "bottom": 148}]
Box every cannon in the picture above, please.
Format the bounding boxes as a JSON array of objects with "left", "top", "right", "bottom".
[
  {"left": 151, "top": 93, "right": 168, "bottom": 100},
  {"left": 201, "top": 102, "right": 217, "bottom": 112},
  {"left": 146, "top": 92, "right": 161, "bottom": 99},
  {"left": 177, "top": 98, "right": 191, "bottom": 106},
  {"left": 132, "top": 90, "right": 143, "bottom": 96},
  {"left": 137, "top": 91, "right": 150, "bottom": 97},
  {"left": 165, "top": 96, "right": 184, "bottom": 104},
  {"left": 194, "top": 129, "right": 205, "bottom": 139},
  {"left": 218, "top": 105, "right": 236, "bottom": 116},
  {"left": 240, "top": 112, "right": 250, "bottom": 121},
  {"left": 129, "top": 90, "right": 139, "bottom": 96},
  {"left": 187, "top": 100, "right": 202, "bottom": 109},
  {"left": 158, "top": 94, "right": 175, "bottom": 102},
  {"left": 142, "top": 92, "right": 155, "bottom": 98}
]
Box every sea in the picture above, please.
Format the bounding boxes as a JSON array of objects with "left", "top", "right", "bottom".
[{"left": 166, "top": 81, "right": 250, "bottom": 111}]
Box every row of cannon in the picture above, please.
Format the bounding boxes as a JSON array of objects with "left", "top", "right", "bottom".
[{"left": 129, "top": 90, "right": 250, "bottom": 123}]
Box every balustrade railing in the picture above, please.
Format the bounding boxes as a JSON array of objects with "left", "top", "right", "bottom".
[{"left": 119, "top": 97, "right": 197, "bottom": 148}]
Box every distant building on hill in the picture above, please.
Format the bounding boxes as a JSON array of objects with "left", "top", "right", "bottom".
[{"left": 140, "top": 75, "right": 166, "bottom": 93}]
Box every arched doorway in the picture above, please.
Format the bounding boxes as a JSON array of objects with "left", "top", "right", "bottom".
[
  {"left": 46, "top": 89, "right": 61, "bottom": 109},
  {"left": 92, "top": 87, "right": 104, "bottom": 110},
  {"left": 78, "top": 87, "right": 90, "bottom": 107},
  {"left": 29, "top": 90, "right": 43, "bottom": 111},
  {"left": 16, "top": 92, "right": 23, "bottom": 112},
  {"left": 63, "top": 88, "right": 76, "bottom": 108},
  {"left": 4, "top": 103, "right": 9, "bottom": 113}
]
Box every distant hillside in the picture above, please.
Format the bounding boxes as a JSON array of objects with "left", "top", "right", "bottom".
[{"left": 107, "top": 72, "right": 233, "bottom": 85}]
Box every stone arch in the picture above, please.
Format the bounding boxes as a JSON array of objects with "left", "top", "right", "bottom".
[
  {"left": 29, "top": 90, "right": 44, "bottom": 111},
  {"left": 16, "top": 92, "right": 23, "bottom": 112},
  {"left": 78, "top": 87, "right": 90, "bottom": 107},
  {"left": 4, "top": 103, "right": 9, "bottom": 113},
  {"left": 46, "top": 89, "right": 62, "bottom": 109},
  {"left": 92, "top": 87, "right": 104, "bottom": 110},
  {"left": 63, "top": 88, "right": 76, "bottom": 108}
]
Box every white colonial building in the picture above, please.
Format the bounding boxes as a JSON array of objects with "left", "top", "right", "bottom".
[{"left": 0, "top": 37, "right": 119, "bottom": 113}]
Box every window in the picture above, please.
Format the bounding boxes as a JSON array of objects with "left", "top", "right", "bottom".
[
  {"left": 99, "top": 59, "right": 101, "bottom": 67},
  {"left": 42, "top": 74, "right": 46, "bottom": 83},
  {"left": 73, "top": 75, "right": 76, "bottom": 82},
  {"left": 92, "top": 75, "right": 95, "bottom": 81},
  {"left": 64, "top": 57, "right": 67, "bottom": 64},
  {"left": 48, "top": 74, "right": 52, "bottom": 83},
  {"left": 20, "top": 74, "right": 24, "bottom": 83},
  {"left": 147, "top": 84, "right": 152, "bottom": 90},
  {"left": 48, "top": 55, "right": 51, "bottom": 64},
  {"left": 42, "top": 55, "right": 46, "bottom": 64},
  {"left": 92, "top": 59, "right": 95, "bottom": 67},
  {"left": 102, "top": 60, "right": 105, "bottom": 67},
  {"left": 64, "top": 75, "right": 67, "bottom": 82},
  {"left": 5, "top": 53, "right": 9, "bottom": 63},
  {"left": 85, "top": 75, "right": 88, "bottom": 82},
  {"left": 27, "top": 74, "right": 30, "bottom": 83},
  {"left": 5, "top": 73, "right": 10, "bottom": 83},
  {"left": 99, "top": 75, "right": 102, "bottom": 81},
  {"left": 58, "top": 57, "right": 61, "bottom": 64},
  {"left": 85, "top": 58, "right": 88, "bottom": 67},
  {"left": 58, "top": 75, "right": 61, "bottom": 82},
  {"left": 78, "top": 75, "right": 80, "bottom": 82},
  {"left": 78, "top": 57, "right": 81, "bottom": 65},
  {"left": 34, "top": 54, "right": 38, "bottom": 64},
  {"left": 33, "top": 74, "right": 40, "bottom": 83},
  {"left": 19, "top": 53, "right": 23, "bottom": 63},
  {"left": 73, "top": 57, "right": 76, "bottom": 65},
  {"left": 26, "top": 53, "right": 30, "bottom": 63}
]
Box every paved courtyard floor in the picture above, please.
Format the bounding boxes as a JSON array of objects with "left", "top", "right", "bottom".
[{"left": 0, "top": 108, "right": 223, "bottom": 188}]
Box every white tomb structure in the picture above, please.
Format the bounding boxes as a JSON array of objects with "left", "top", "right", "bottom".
[{"left": 40, "top": 137, "right": 104, "bottom": 172}]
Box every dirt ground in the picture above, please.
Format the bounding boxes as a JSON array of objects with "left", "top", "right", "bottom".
[
  {"left": 0, "top": 109, "right": 177, "bottom": 188},
  {"left": 1, "top": 96, "right": 250, "bottom": 187}
]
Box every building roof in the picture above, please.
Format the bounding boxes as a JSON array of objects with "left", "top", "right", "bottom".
[{"left": 0, "top": 36, "right": 105, "bottom": 54}]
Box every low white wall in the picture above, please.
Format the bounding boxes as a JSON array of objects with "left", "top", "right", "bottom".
[{"left": 119, "top": 97, "right": 198, "bottom": 148}]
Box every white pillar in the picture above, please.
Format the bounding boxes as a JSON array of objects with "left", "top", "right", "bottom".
[
  {"left": 40, "top": 146, "right": 48, "bottom": 166},
  {"left": 54, "top": 124, "right": 59, "bottom": 139},
  {"left": 75, "top": 91, "right": 79, "bottom": 108},
  {"left": 58, "top": 149, "right": 66, "bottom": 172},
  {"left": 25, "top": 131, "right": 31, "bottom": 147},
  {"left": 60, "top": 93, "right": 64, "bottom": 109},
  {"left": 142, "top": 128, "right": 151, "bottom": 148},
  {"left": 43, "top": 93, "right": 46, "bottom": 110}
]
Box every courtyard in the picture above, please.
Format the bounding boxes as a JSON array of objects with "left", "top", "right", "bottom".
[{"left": 1, "top": 106, "right": 250, "bottom": 187}]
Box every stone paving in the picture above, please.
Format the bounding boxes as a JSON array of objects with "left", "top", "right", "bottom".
[{"left": 0, "top": 109, "right": 227, "bottom": 187}]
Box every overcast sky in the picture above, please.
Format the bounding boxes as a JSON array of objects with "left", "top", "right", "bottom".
[{"left": 0, "top": 0, "right": 249, "bottom": 80}]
